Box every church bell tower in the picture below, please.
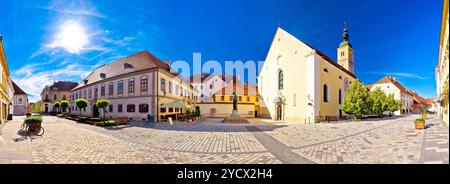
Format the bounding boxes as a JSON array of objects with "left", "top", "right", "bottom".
[{"left": 337, "top": 21, "right": 354, "bottom": 74}]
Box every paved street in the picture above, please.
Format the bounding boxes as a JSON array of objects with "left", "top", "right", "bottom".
[{"left": 0, "top": 115, "right": 448, "bottom": 164}]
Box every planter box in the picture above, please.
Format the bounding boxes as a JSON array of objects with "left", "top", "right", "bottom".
[{"left": 415, "top": 120, "right": 425, "bottom": 129}]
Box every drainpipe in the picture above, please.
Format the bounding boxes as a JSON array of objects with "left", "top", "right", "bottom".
[{"left": 156, "top": 69, "right": 159, "bottom": 122}]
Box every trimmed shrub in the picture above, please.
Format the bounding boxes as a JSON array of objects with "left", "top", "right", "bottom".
[
  {"left": 25, "top": 116, "right": 43, "bottom": 124},
  {"left": 78, "top": 116, "right": 89, "bottom": 123}
]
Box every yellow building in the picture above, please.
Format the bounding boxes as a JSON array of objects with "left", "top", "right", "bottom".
[
  {"left": 0, "top": 34, "right": 14, "bottom": 124},
  {"left": 258, "top": 24, "right": 357, "bottom": 123},
  {"left": 196, "top": 83, "right": 267, "bottom": 118},
  {"left": 436, "top": 0, "right": 449, "bottom": 126}
]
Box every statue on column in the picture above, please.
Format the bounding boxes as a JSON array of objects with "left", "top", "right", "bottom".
[{"left": 232, "top": 92, "right": 238, "bottom": 111}]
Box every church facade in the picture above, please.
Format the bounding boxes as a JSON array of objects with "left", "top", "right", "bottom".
[{"left": 258, "top": 23, "right": 356, "bottom": 123}]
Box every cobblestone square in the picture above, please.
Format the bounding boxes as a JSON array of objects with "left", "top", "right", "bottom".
[{"left": 0, "top": 115, "right": 448, "bottom": 164}]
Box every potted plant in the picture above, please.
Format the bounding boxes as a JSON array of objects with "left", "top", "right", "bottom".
[
  {"left": 421, "top": 106, "right": 428, "bottom": 120},
  {"left": 414, "top": 118, "right": 425, "bottom": 129}
]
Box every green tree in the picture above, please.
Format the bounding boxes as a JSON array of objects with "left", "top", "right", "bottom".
[
  {"left": 53, "top": 101, "right": 60, "bottom": 113},
  {"left": 75, "top": 99, "right": 88, "bottom": 116},
  {"left": 383, "top": 94, "right": 401, "bottom": 115},
  {"left": 60, "top": 100, "right": 70, "bottom": 113},
  {"left": 96, "top": 99, "right": 110, "bottom": 119},
  {"left": 340, "top": 80, "right": 372, "bottom": 120},
  {"left": 369, "top": 87, "right": 387, "bottom": 116},
  {"left": 31, "top": 102, "right": 42, "bottom": 113}
]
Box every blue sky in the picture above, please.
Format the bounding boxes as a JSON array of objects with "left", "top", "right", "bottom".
[{"left": 0, "top": 0, "right": 443, "bottom": 102}]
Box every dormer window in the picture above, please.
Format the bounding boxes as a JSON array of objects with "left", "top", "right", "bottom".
[
  {"left": 100, "top": 73, "right": 106, "bottom": 79},
  {"left": 83, "top": 80, "right": 88, "bottom": 84},
  {"left": 124, "top": 63, "right": 134, "bottom": 69}
]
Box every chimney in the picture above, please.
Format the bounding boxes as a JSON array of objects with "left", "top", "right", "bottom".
[{"left": 165, "top": 59, "right": 171, "bottom": 65}]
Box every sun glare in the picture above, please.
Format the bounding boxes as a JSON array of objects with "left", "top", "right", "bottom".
[{"left": 49, "top": 20, "right": 89, "bottom": 54}]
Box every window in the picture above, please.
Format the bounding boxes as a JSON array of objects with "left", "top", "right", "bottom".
[
  {"left": 109, "top": 83, "right": 114, "bottom": 96},
  {"left": 256, "top": 97, "right": 259, "bottom": 102},
  {"left": 83, "top": 90, "right": 87, "bottom": 98},
  {"left": 239, "top": 96, "right": 242, "bottom": 101},
  {"left": 54, "top": 95, "right": 57, "bottom": 100},
  {"left": 139, "top": 104, "right": 149, "bottom": 113},
  {"left": 94, "top": 87, "right": 98, "bottom": 98},
  {"left": 128, "top": 80, "right": 135, "bottom": 94},
  {"left": 118, "top": 81, "right": 124, "bottom": 95},
  {"left": 160, "top": 108, "right": 167, "bottom": 113},
  {"left": 229, "top": 96, "right": 233, "bottom": 101},
  {"left": 293, "top": 94, "right": 297, "bottom": 106},
  {"left": 45, "top": 95, "right": 49, "bottom": 100},
  {"left": 118, "top": 104, "right": 123, "bottom": 112},
  {"left": 247, "top": 96, "right": 250, "bottom": 102},
  {"left": 175, "top": 85, "right": 179, "bottom": 95},
  {"left": 88, "top": 88, "right": 92, "bottom": 99},
  {"left": 169, "top": 82, "right": 173, "bottom": 94},
  {"left": 221, "top": 96, "right": 225, "bottom": 101},
  {"left": 127, "top": 104, "right": 135, "bottom": 112},
  {"left": 168, "top": 108, "right": 174, "bottom": 113},
  {"left": 109, "top": 104, "right": 113, "bottom": 112},
  {"left": 341, "top": 52, "right": 345, "bottom": 56},
  {"left": 323, "top": 84, "right": 329, "bottom": 102},
  {"left": 141, "top": 78, "right": 148, "bottom": 92},
  {"left": 339, "top": 89, "right": 342, "bottom": 104},
  {"left": 161, "top": 78, "right": 166, "bottom": 92},
  {"left": 278, "top": 70, "right": 284, "bottom": 90},
  {"left": 339, "top": 76, "right": 342, "bottom": 80},
  {"left": 324, "top": 68, "right": 328, "bottom": 73},
  {"left": 101, "top": 85, "right": 106, "bottom": 96},
  {"left": 210, "top": 84, "right": 213, "bottom": 89},
  {"left": 63, "top": 95, "right": 66, "bottom": 100}
]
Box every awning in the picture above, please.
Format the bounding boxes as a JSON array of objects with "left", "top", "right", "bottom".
[{"left": 160, "top": 101, "right": 191, "bottom": 108}]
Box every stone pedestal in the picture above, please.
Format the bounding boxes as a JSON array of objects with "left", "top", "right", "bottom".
[{"left": 224, "top": 110, "right": 248, "bottom": 124}]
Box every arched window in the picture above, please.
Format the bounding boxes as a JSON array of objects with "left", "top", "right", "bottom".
[
  {"left": 338, "top": 89, "right": 342, "bottom": 104},
  {"left": 278, "top": 70, "right": 284, "bottom": 90},
  {"left": 323, "top": 84, "right": 329, "bottom": 102}
]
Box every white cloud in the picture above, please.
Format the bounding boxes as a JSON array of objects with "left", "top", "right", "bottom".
[{"left": 11, "top": 64, "right": 94, "bottom": 102}]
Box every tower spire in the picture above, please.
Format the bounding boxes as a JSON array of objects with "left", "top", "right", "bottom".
[{"left": 342, "top": 20, "right": 349, "bottom": 42}]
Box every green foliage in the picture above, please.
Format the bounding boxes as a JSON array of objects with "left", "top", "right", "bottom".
[
  {"left": 31, "top": 102, "right": 42, "bottom": 113},
  {"left": 194, "top": 108, "right": 201, "bottom": 117},
  {"left": 96, "top": 99, "right": 110, "bottom": 119},
  {"left": 60, "top": 100, "right": 70, "bottom": 112},
  {"left": 78, "top": 116, "right": 89, "bottom": 122},
  {"left": 75, "top": 99, "right": 88, "bottom": 115},
  {"left": 56, "top": 113, "right": 65, "bottom": 117},
  {"left": 383, "top": 94, "right": 401, "bottom": 113},
  {"left": 97, "top": 120, "right": 117, "bottom": 126},
  {"left": 340, "top": 80, "right": 372, "bottom": 118},
  {"left": 369, "top": 87, "right": 387, "bottom": 115},
  {"left": 89, "top": 117, "right": 103, "bottom": 122},
  {"left": 53, "top": 102, "right": 60, "bottom": 108},
  {"left": 25, "top": 116, "right": 43, "bottom": 124},
  {"left": 415, "top": 118, "right": 425, "bottom": 122},
  {"left": 420, "top": 106, "right": 429, "bottom": 113}
]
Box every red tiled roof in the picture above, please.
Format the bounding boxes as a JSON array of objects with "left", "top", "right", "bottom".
[
  {"left": 12, "top": 81, "right": 27, "bottom": 95},
  {"left": 48, "top": 81, "right": 78, "bottom": 91},
  {"left": 371, "top": 76, "right": 408, "bottom": 92},
  {"left": 73, "top": 50, "right": 170, "bottom": 90}
]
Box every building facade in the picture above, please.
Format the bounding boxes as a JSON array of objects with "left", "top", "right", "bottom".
[
  {"left": 258, "top": 24, "right": 356, "bottom": 123},
  {"left": 70, "top": 51, "right": 195, "bottom": 122},
  {"left": 436, "top": 0, "right": 449, "bottom": 126},
  {"left": 0, "top": 34, "right": 14, "bottom": 124},
  {"left": 368, "top": 76, "right": 414, "bottom": 115},
  {"left": 12, "top": 81, "right": 28, "bottom": 115},
  {"left": 190, "top": 73, "right": 239, "bottom": 103},
  {"left": 40, "top": 81, "right": 78, "bottom": 113}
]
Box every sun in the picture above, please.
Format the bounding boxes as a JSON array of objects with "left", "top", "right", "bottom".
[{"left": 48, "top": 20, "right": 89, "bottom": 54}]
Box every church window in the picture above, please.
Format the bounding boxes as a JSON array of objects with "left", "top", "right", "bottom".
[
  {"left": 323, "top": 84, "right": 329, "bottom": 102},
  {"left": 278, "top": 70, "right": 284, "bottom": 90}
]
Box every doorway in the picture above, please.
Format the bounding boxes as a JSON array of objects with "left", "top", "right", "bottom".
[
  {"left": 276, "top": 105, "right": 282, "bottom": 121},
  {"left": 93, "top": 105, "right": 99, "bottom": 117}
]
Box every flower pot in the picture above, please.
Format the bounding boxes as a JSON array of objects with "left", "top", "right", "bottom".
[
  {"left": 414, "top": 120, "right": 425, "bottom": 129},
  {"left": 421, "top": 114, "right": 427, "bottom": 120}
]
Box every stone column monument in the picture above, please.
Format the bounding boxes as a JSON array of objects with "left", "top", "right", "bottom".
[{"left": 224, "top": 92, "right": 248, "bottom": 123}]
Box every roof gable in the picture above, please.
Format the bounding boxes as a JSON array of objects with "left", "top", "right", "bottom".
[
  {"left": 73, "top": 50, "right": 170, "bottom": 90},
  {"left": 12, "top": 81, "right": 27, "bottom": 95}
]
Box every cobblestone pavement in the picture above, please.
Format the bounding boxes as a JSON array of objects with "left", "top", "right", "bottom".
[{"left": 0, "top": 114, "right": 448, "bottom": 164}]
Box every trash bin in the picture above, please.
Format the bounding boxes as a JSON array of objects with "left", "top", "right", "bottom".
[{"left": 147, "top": 115, "right": 155, "bottom": 123}]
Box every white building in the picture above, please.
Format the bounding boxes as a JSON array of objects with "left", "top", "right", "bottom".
[
  {"left": 368, "top": 76, "right": 414, "bottom": 115},
  {"left": 189, "top": 73, "right": 240, "bottom": 103},
  {"left": 12, "top": 81, "right": 28, "bottom": 115},
  {"left": 70, "top": 50, "right": 196, "bottom": 122}
]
